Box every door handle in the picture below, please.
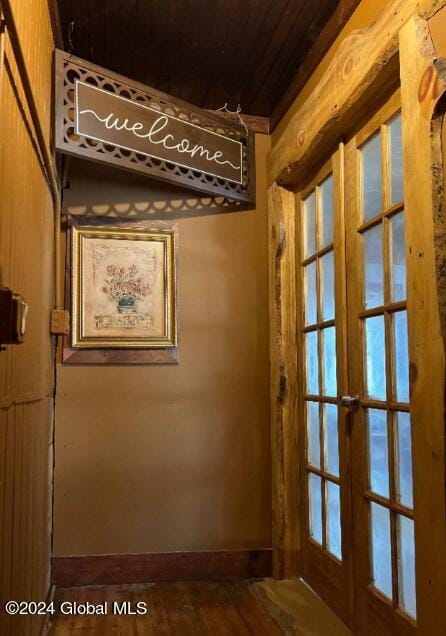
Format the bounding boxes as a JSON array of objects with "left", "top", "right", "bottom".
[{"left": 339, "top": 395, "right": 360, "bottom": 411}]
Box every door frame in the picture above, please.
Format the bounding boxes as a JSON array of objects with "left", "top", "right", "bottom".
[{"left": 268, "top": 4, "right": 446, "bottom": 634}]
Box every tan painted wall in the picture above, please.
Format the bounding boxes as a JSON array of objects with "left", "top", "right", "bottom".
[
  {"left": 0, "top": 1, "right": 55, "bottom": 634},
  {"left": 54, "top": 134, "right": 272, "bottom": 556}
]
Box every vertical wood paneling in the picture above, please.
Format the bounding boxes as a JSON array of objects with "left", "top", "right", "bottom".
[{"left": 0, "top": 1, "right": 55, "bottom": 635}]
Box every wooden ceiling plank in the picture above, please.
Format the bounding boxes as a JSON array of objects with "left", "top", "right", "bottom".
[
  {"left": 62, "top": 0, "right": 90, "bottom": 57},
  {"left": 223, "top": 0, "right": 276, "bottom": 108},
  {"left": 201, "top": 0, "right": 260, "bottom": 109},
  {"left": 266, "top": 0, "right": 334, "bottom": 108},
  {"left": 181, "top": 0, "right": 260, "bottom": 108},
  {"left": 165, "top": 0, "right": 194, "bottom": 96},
  {"left": 86, "top": 0, "right": 105, "bottom": 67},
  {"left": 270, "top": 0, "right": 362, "bottom": 131},
  {"left": 118, "top": 0, "right": 138, "bottom": 79},
  {"left": 56, "top": 0, "right": 351, "bottom": 119},
  {"left": 188, "top": 0, "right": 239, "bottom": 108},
  {"left": 249, "top": 0, "right": 338, "bottom": 116},
  {"left": 103, "top": 0, "right": 123, "bottom": 74},
  {"left": 168, "top": 0, "right": 208, "bottom": 100},
  {"left": 131, "top": 0, "right": 156, "bottom": 81},
  {"left": 143, "top": 0, "right": 172, "bottom": 91},
  {"left": 245, "top": 0, "right": 318, "bottom": 115},
  {"left": 155, "top": 0, "right": 187, "bottom": 95}
]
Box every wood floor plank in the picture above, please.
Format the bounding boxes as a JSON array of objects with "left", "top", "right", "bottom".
[
  {"left": 50, "top": 581, "right": 286, "bottom": 635},
  {"left": 130, "top": 585, "right": 154, "bottom": 636},
  {"left": 194, "top": 581, "right": 249, "bottom": 636},
  {"left": 145, "top": 584, "right": 179, "bottom": 636},
  {"left": 225, "top": 581, "right": 284, "bottom": 635},
  {"left": 209, "top": 583, "right": 253, "bottom": 636}
]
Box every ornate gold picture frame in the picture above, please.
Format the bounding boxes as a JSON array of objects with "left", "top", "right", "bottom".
[{"left": 71, "top": 225, "right": 177, "bottom": 349}]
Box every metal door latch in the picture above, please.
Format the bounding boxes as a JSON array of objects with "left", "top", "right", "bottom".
[{"left": 339, "top": 395, "right": 360, "bottom": 411}]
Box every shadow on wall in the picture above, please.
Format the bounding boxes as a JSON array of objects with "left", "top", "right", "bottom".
[{"left": 62, "top": 157, "right": 252, "bottom": 221}]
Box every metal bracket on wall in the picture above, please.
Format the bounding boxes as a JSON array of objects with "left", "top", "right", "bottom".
[{"left": 50, "top": 308, "right": 70, "bottom": 335}]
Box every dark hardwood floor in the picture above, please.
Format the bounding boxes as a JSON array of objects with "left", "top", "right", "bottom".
[{"left": 49, "top": 581, "right": 284, "bottom": 635}]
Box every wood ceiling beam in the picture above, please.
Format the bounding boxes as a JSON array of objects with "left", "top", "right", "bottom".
[
  {"left": 270, "top": 0, "right": 361, "bottom": 133},
  {"left": 268, "top": 0, "right": 446, "bottom": 189},
  {"left": 206, "top": 110, "right": 270, "bottom": 135}
]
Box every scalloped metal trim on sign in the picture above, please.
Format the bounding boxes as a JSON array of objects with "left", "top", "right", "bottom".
[{"left": 55, "top": 50, "right": 256, "bottom": 204}]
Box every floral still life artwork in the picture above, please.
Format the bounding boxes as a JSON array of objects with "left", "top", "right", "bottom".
[{"left": 71, "top": 226, "right": 176, "bottom": 348}]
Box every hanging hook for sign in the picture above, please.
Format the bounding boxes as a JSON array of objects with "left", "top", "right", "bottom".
[
  {"left": 216, "top": 103, "right": 249, "bottom": 136},
  {"left": 67, "top": 21, "right": 75, "bottom": 52}
]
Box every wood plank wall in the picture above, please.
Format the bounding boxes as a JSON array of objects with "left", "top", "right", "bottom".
[{"left": 0, "top": 1, "right": 55, "bottom": 634}]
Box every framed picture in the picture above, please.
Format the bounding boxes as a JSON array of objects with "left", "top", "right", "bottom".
[{"left": 71, "top": 224, "right": 177, "bottom": 349}]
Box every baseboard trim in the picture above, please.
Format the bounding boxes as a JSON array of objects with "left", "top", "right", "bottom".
[{"left": 51, "top": 548, "right": 272, "bottom": 587}]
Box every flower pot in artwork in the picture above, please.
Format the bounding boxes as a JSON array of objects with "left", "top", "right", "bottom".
[{"left": 117, "top": 295, "right": 137, "bottom": 313}]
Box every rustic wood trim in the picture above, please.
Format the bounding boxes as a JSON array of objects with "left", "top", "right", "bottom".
[
  {"left": 400, "top": 14, "right": 446, "bottom": 632},
  {"left": 51, "top": 549, "right": 272, "bottom": 587},
  {"left": 206, "top": 110, "right": 270, "bottom": 135},
  {"left": 270, "top": 0, "right": 362, "bottom": 133},
  {"left": 268, "top": 184, "right": 299, "bottom": 579},
  {"left": 268, "top": 0, "right": 446, "bottom": 190}
]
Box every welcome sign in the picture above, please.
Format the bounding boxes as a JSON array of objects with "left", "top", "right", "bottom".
[{"left": 55, "top": 51, "right": 255, "bottom": 203}]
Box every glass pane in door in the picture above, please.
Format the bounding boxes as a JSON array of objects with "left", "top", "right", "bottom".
[
  {"left": 321, "top": 252, "right": 335, "bottom": 320},
  {"left": 307, "top": 402, "right": 321, "bottom": 468},
  {"left": 319, "top": 175, "right": 334, "bottom": 247},
  {"left": 323, "top": 404, "right": 339, "bottom": 477},
  {"left": 322, "top": 327, "right": 337, "bottom": 397},
  {"left": 364, "top": 316, "right": 386, "bottom": 399},
  {"left": 326, "top": 482, "right": 342, "bottom": 560},
  {"left": 305, "top": 262, "right": 318, "bottom": 325},
  {"left": 304, "top": 192, "right": 316, "bottom": 258},
  {"left": 395, "top": 412, "right": 413, "bottom": 509},
  {"left": 306, "top": 331, "right": 319, "bottom": 395},
  {"left": 389, "top": 114, "right": 404, "bottom": 205},
  {"left": 390, "top": 212, "right": 406, "bottom": 301},
  {"left": 361, "top": 133, "right": 382, "bottom": 219},
  {"left": 309, "top": 474, "right": 323, "bottom": 544},
  {"left": 370, "top": 502, "right": 393, "bottom": 599},
  {"left": 393, "top": 311, "right": 409, "bottom": 403},
  {"left": 398, "top": 515, "right": 416, "bottom": 618},
  {"left": 364, "top": 224, "right": 384, "bottom": 308},
  {"left": 367, "top": 409, "right": 389, "bottom": 498}
]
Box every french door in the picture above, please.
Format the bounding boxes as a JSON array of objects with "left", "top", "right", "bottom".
[
  {"left": 296, "top": 150, "right": 353, "bottom": 625},
  {"left": 297, "top": 92, "right": 416, "bottom": 634}
]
